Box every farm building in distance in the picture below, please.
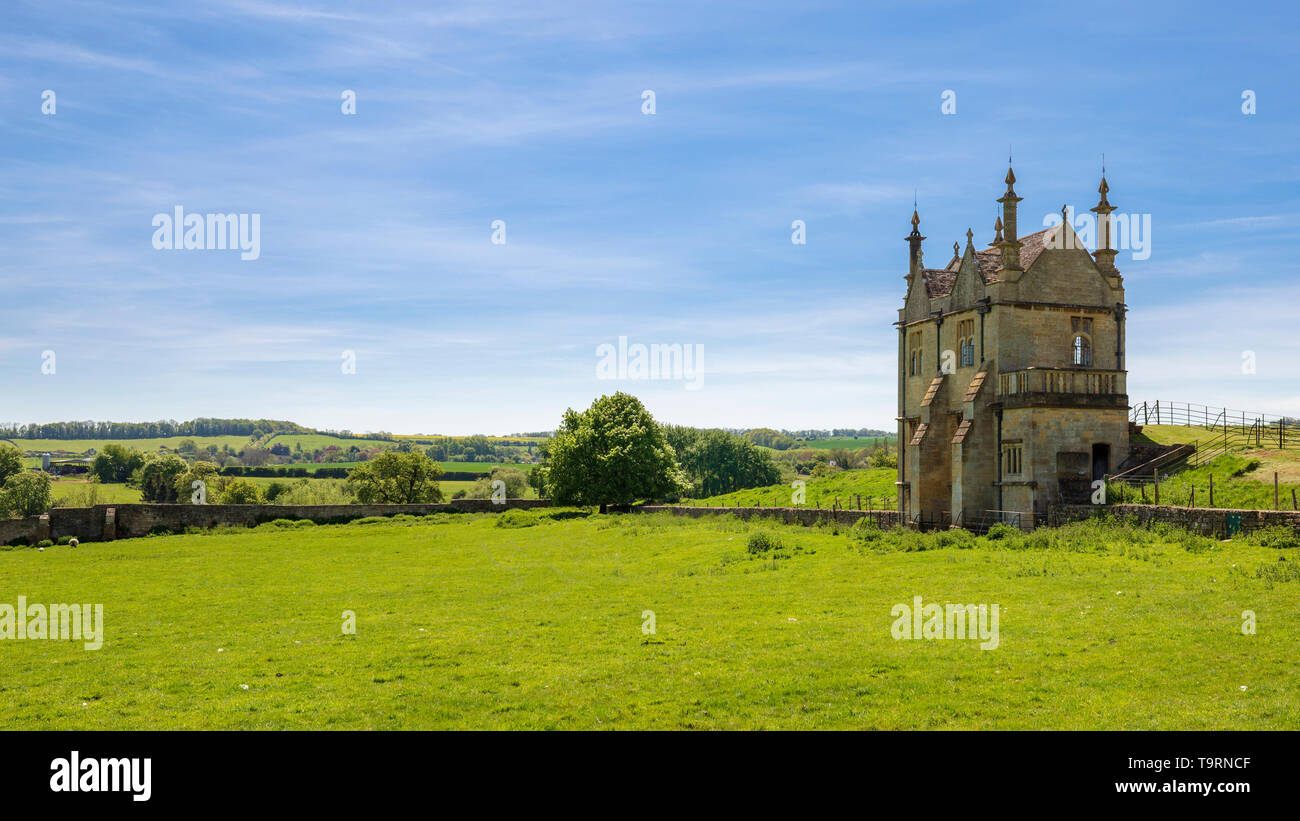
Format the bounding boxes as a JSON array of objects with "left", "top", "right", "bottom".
[{"left": 896, "top": 165, "right": 1131, "bottom": 527}]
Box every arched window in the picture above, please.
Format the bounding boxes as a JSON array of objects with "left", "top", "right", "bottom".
[
  {"left": 1072, "top": 334, "right": 1092, "bottom": 366},
  {"left": 958, "top": 319, "right": 976, "bottom": 367}
]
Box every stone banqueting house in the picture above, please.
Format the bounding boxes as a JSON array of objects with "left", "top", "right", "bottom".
[{"left": 897, "top": 166, "right": 1130, "bottom": 526}]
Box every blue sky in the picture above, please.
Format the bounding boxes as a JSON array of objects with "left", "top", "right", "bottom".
[{"left": 1, "top": 0, "right": 1298, "bottom": 435}]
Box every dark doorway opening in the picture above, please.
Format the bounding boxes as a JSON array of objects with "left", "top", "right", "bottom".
[{"left": 1092, "top": 443, "right": 1110, "bottom": 482}]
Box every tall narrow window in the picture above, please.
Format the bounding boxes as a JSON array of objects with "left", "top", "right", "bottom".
[
  {"left": 1002, "top": 443, "right": 1023, "bottom": 476},
  {"left": 958, "top": 319, "right": 975, "bottom": 367},
  {"left": 1072, "top": 334, "right": 1092, "bottom": 366},
  {"left": 1070, "top": 316, "right": 1094, "bottom": 366}
]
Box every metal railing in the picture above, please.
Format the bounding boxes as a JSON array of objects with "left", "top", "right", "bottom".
[
  {"left": 908, "top": 509, "right": 1039, "bottom": 533},
  {"left": 999, "top": 367, "right": 1125, "bottom": 398},
  {"left": 1131, "top": 401, "right": 1297, "bottom": 463}
]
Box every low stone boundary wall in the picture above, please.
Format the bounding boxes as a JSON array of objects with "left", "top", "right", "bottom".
[
  {"left": 639, "top": 505, "right": 900, "bottom": 528},
  {"left": 1051, "top": 503, "right": 1300, "bottom": 537},
  {"left": 0, "top": 499, "right": 552, "bottom": 545}
]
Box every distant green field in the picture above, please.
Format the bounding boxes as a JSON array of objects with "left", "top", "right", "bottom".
[
  {"left": 244, "top": 461, "right": 528, "bottom": 475},
  {"left": 49, "top": 480, "right": 142, "bottom": 505},
  {"left": 439, "top": 480, "right": 477, "bottom": 497},
  {"left": 243, "top": 476, "right": 348, "bottom": 491},
  {"left": 277, "top": 461, "right": 367, "bottom": 472},
  {"left": 1, "top": 435, "right": 253, "bottom": 455},
  {"left": 2, "top": 511, "right": 1296, "bottom": 729},
  {"left": 265, "top": 434, "right": 393, "bottom": 452},
  {"left": 42, "top": 477, "right": 509, "bottom": 507},
  {"left": 685, "top": 467, "right": 897, "bottom": 508},
  {"left": 793, "top": 436, "right": 896, "bottom": 451},
  {"left": 437, "top": 461, "right": 532, "bottom": 473},
  {"left": 390, "top": 434, "right": 549, "bottom": 444}
]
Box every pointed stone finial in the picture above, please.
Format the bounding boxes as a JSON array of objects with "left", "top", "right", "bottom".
[
  {"left": 1091, "top": 164, "right": 1118, "bottom": 272},
  {"left": 953, "top": 241, "right": 960, "bottom": 256},
  {"left": 965, "top": 227, "right": 974, "bottom": 246},
  {"left": 906, "top": 203, "right": 926, "bottom": 276},
  {"left": 994, "top": 216, "right": 1004, "bottom": 244},
  {"left": 1096, "top": 175, "right": 1112, "bottom": 210}
]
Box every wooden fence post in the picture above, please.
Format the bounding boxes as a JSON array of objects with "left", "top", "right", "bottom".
[
  {"left": 1293, "top": 488, "right": 1298, "bottom": 511},
  {"left": 1209, "top": 474, "right": 1214, "bottom": 507}
]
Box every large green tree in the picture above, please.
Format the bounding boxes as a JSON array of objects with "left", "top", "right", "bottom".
[
  {"left": 543, "top": 393, "right": 686, "bottom": 511},
  {"left": 139, "top": 454, "right": 188, "bottom": 502},
  {"left": 664, "top": 426, "right": 782, "bottom": 498},
  {"left": 91, "top": 444, "right": 145, "bottom": 484},
  {"left": 1, "top": 471, "right": 52, "bottom": 518},
  {"left": 346, "top": 451, "right": 444, "bottom": 504}
]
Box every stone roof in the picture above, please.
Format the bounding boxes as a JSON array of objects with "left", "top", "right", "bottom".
[
  {"left": 919, "top": 227, "right": 1057, "bottom": 298},
  {"left": 920, "top": 268, "right": 955, "bottom": 297}
]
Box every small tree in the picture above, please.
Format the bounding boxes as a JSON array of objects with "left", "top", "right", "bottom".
[
  {"left": 1, "top": 471, "right": 52, "bottom": 517},
  {"left": 0, "top": 444, "right": 23, "bottom": 486},
  {"left": 174, "top": 461, "right": 220, "bottom": 502},
  {"left": 465, "top": 467, "right": 531, "bottom": 500},
  {"left": 218, "top": 479, "right": 263, "bottom": 505},
  {"left": 346, "top": 451, "right": 444, "bottom": 504},
  {"left": 544, "top": 393, "right": 686, "bottom": 512},
  {"left": 528, "top": 465, "right": 547, "bottom": 498},
  {"left": 92, "top": 444, "right": 145, "bottom": 483},
  {"left": 139, "top": 454, "right": 188, "bottom": 502}
]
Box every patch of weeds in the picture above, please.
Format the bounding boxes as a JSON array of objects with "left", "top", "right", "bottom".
[
  {"left": 984, "top": 522, "right": 1020, "bottom": 541},
  {"left": 849, "top": 517, "right": 885, "bottom": 545},
  {"left": 1256, "top": 555, "right": 1300, "bottom": 584},
  {"left": 747, "top": 530, "right": 785, "bottom": 554},
  {"left": 746, "top": 529, "right": 808, "bottom": 559},
  {"left": 260, "top": 518, "right": 313, "bottom": 529},
  {"left": 495, "top": 509, "right": 539, "bottom": 528},
  {"left": 1244, "top": 525, "right": 1300, "bottom": 550}
]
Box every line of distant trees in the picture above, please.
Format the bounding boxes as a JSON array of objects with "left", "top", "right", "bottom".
[{"left": 0, "top": 418, "right": 315, "bottom": 440}]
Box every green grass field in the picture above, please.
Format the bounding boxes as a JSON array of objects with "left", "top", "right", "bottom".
[
  {"left": 49, "top": 480, "right": 143, "bottom": 505},
  {"left": 685, "top": 468, "right": 897, "bottom": 508},
  {"left": 264, "top": 433, "right": 392, "bottom": 452},
  {"left": 44, "top": 477, "right": 514, "bottom": 506},
  {"left": 2, "top": 435, "right": 253, "bottom": 456},
  {"left": 794, "top": 435, "right": 896, "bottom": 450},
  {"left": 1, "top": 510, "right": 1295, "bottom": 729}
]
